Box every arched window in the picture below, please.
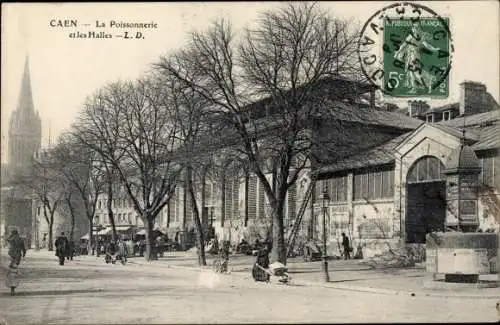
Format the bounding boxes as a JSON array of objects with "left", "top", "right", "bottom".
[{"left": 407, "top": 156, "right": 445, "bottom": 183}]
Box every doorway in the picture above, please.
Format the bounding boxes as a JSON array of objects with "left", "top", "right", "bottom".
[{"left": 405, "top": 156, "right": 447, "bottom": 244}]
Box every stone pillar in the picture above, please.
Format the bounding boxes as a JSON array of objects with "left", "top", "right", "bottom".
[
  {"left": 436, "top": 144, "right": 483, "bottom": 283},
  {"left": 443, "top": 146, "right": 481, "bottom": 231}
]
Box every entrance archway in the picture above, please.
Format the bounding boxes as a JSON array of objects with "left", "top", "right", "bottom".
[{"left": 406, "top": 156, "right": 446, "bottom": 243}]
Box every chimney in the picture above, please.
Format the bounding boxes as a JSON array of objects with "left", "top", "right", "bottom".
[
  {"left": 459, "top": 81, "right": 487, "bottom": 116},
  {"left": 407, "top": 100, "right": 430, "bottom": 117}
]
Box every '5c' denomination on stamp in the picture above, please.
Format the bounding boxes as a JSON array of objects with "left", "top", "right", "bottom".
[{"left": 358, "top": 2, "right": 454, "bottom": 98}]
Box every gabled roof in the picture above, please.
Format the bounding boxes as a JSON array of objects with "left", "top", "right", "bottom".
[
  {"left": 321, "top": 101, "right": 423, "bottom": 130},
  {"left": 471, "top": 123, "right": 500, "bottom": 151},
  {"left": 438, "top": 109, "right": 500, "bottom": 151},
  {"left": 438, "top": 109, "right": 500, "bottom": 127},
  {"left": 313, "top": 132, "right": 410, "bottom": 175},
  {"left": 315, "top": 110, "right": 499, "bottom": 176},
  {"left": 431, "top": 123, "right": 479, "bottom": 142}
]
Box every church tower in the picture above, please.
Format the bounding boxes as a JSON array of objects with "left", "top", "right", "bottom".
[{"left": 8, "top": 56, "right": 42, "bottom": 175}]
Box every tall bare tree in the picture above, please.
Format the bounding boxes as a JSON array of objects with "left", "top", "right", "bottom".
[
  {"left": 50, "top": 132, "right": 104, "bottom": 254},
  {"left": 75, "top": 79, "right": 182, "bottom": 261},
  {"left": 162, "top": 75, "right": 222, "bottom": 266},
  {"left": 14, "top": 150, "right": 65, "bottom": 251},
  {"left": 156, "top": 2, "right": 363, "bottom": 263}
]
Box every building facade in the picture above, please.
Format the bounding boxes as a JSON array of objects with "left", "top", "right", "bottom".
[
  {"left": 89, "top": 78, "right": 499, "bottom": 258},
  {"left": 314, "top": 81, "right": 500, "bottom": 257}
]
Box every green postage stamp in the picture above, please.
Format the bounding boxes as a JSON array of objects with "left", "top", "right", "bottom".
[
  {"left": 383, "top": 18, "right": 450, "bottom": 97},
  {"left": 358, "top": 3, "right": 453, "bottom": 99}
]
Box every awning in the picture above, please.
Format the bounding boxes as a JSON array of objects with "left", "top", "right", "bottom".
[
  {"left": 134, "top": 228, "right": 164, "bottom": 236},
  {"left": 115, "top": 225, "right": 134, "bottom": 233},
  {"left": 97, "top": 227, "right": 113, "bottom": 236},
  {"left": 81, "top": 233, "right": 90, "bottom": 240}
]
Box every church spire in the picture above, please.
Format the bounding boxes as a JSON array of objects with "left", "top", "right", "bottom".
[
  {"left": 7, "top": 54, "right": 41, "bottom": 168},
  {"left": 17, "top": 55, "right": 35, "bottom": 117}
]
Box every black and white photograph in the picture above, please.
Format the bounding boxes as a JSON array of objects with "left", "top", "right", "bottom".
[{"left": 1, "top": 1, "right": 499, "bottom": 323}]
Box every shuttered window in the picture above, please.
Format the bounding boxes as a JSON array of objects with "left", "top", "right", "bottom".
[
  {"left": 248, "top": 175, "right": 257, "bottom": 219},
  {"left": 233, "top": 180, "right": 240, "bottom": 219},
  {"left": 258, "top": 179, "right": 266, "bottom": 218},
  {"left": 225, "top": 180, "right": 233, "bottom": 220},
  {"left": 287, "top": 183, "right": 297, "bottom": 221},
  {"left": 354, "top": 169, "right": 395, "bottom": 200},
  {"left": 480, "top": 155, "right": 500, "bottom": 189}
]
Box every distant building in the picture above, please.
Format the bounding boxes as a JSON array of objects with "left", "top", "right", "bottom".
[{"left": 1, "top": 56, "right": 42, "bottom": 246}]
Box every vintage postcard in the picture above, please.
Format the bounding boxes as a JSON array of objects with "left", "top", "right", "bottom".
[{"left": 1, "top": 2, "right": 499, "bottom": 324}]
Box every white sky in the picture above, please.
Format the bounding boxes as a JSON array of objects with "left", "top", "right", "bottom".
[{"left": 2, "top": 1, "right": 499, "bottom": 163}]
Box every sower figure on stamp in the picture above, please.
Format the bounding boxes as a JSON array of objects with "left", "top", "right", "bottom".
[
  {"left": 394, "top": 22, "right": 440, "bottom": 94},
  {"left": 55, "top": 232, "right": 69, "bottom": 266}
]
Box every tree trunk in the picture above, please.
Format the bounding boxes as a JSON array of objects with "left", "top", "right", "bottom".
[
  {"left": 66, "top": 197, "right": 76, "bottom": 242},
  {"left": 88, "top": 218, "right": 93, "bottom": 256},
  {"left": 107, "top": 179, "right": 117, "bottom": 242},
  {"left": 187, "top": 167, "right": 206, "bottom": 266},
  {"left": 270, "top": 203, "right": 286, "bottom": 264},
  {"left": 43, "top": 204, "right": 54, "bottom": 251},
  {"left": 144, "top": 216, "right": 155, "bottom": 261},
  {"left": 48, "top": 221, "right": 54, "bottom": 251}
]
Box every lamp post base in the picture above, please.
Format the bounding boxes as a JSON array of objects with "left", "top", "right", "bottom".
[{"left": 323, "top": 256, "right": 330, "bottom": 282}]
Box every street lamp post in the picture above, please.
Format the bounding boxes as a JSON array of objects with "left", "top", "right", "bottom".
[
  {"left": 322, "top": 180, "right": 330, "bottom": 282},
  {"left": 210, "top": 207, "right": 214, "bottom": 228},
  {"left": 210, "top": 207, "right": 214, "bottom": 240}
]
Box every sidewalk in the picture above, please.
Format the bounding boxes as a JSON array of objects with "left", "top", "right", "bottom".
[
  {"left": 19, "top": 249, "right": 500, "bottom": 299},
  {"left": 121, "top": 250, "right": 500, "bottom": 299}
]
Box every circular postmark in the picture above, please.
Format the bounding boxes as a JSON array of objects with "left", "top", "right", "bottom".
[{"left": 358, "top": 2, "right": 454, "bottom": 98}]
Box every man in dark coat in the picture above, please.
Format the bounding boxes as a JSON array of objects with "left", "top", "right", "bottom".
[
  {"left": 252, "top": 247, "right": 270, "bottom": 282},
  {"left": 341, "top": 232, "right": 351, "bottom": 260},
  {"left": 7, "top": 229, "right": 26, "bottom": 268},
  {"left": 55, "top": 232, "right": 69, "bottom": 265}
]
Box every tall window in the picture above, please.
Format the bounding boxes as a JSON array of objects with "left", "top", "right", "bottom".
[
  {"left": 407, "top": 156, "right": 445, "bottom": 184},
  {"left": 315, "top": 175, "right": 347, "bottom": 202},
  {"left": 248, "top": 175, "right": 257, "bottom": 219},
  {"left": 258, "top": 179, "right": 265, "bottom": 218},
  {"left": 354, "top": 169, "right": 394, "bottom": 201},
  {"left": 224, "top": 180, "right": 233, "bottom": 220},
  {"left": 480, "top": 155, "right": 500, "bottom": 189},
  {"left": 287, "top": 183, "right": 297, "bottom": 220}
]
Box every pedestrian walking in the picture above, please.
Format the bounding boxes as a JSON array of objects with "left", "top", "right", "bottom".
[
  {"left": 41, "top": 233, "right": 47, "bottom": 249},
  {"left": 117, "top": 236, "right": 129, "bottom": 264},
  {"left": 7, "top": 229, "right": 26, "bottom": 268},
  {"left": 67, "top": 239, "right": 75, "bottom": 261},
  {"left": 341, "top": 232, "right": 351, "bottom": 260},
  {"left": 55, "top": 232, "right": 69, "bottom": 265}
]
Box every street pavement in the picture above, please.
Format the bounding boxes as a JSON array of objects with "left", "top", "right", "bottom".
[
  {"left": 0, "top": 249, "right": 498, "bottom": 324},
  {"left": 127, "top": 249, "right": 500, "bottom": 298}
]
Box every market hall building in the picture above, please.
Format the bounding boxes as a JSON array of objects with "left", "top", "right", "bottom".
[
  {"left": 89, "top": 79, "right": 499, "bottom": 258},
  {"left": 313, "top": 81, "right": 499, "bottom": 257}
]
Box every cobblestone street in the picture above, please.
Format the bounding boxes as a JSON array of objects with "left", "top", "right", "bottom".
[{"left": 0, "top": 250, "right": 498, "bottom": 324}]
